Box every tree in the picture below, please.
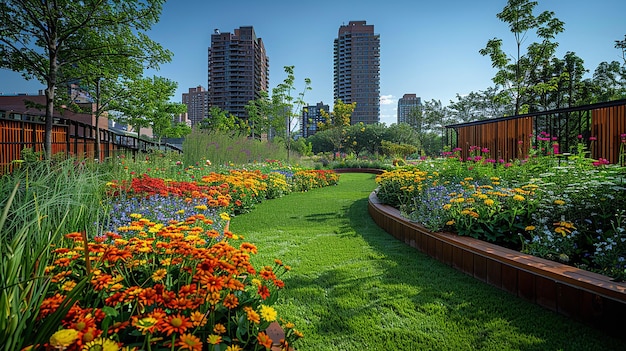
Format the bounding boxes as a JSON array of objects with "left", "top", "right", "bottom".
[
  {"left": 0, "top": 0, "right": 170, "bottom": 159},
  {"left": 110, "top": 76, "right": 183, "bottom": 141},
  {"left": 616, "top": 35, "right": 626, "bottom": 65},
  {"left": 200, "top": 106, "right": 237, "bottom": 134},
  {"left": 318, "top": 100, "right": 356, "bottom": 158},
  {"left": 270, "top": 66, "right": 311, "bottom": 160},
  {"left": 480, "top": 0, "right": 565, "bottom": 115}
]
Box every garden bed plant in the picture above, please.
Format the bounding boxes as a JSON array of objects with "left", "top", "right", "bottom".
[
  {"left": 1, "top": 154, "right": 341, "bottom": 351},
  {"left": 375, "top": 140, "right": 626, "bottom": 281}
]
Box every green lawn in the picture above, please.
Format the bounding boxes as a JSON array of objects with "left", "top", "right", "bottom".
[{"left": 231, "top": 173, "right": 623, "bottom": 351}]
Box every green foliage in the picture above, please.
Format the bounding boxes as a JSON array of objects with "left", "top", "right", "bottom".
[
  {"left": 110, "top": 75, "right": 184, "bottom": 139},
  {"left": 0, "top": 0, "right": 170, "bottom": 158},
  {"left": 0, "top": 159, "right": 109, "bottom": 351},
  {"left": 480, "top": 0, "right": 565, "bottom": 115}
]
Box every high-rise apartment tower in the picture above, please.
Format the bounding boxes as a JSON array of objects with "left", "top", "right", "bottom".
[
  {"left": 208, "top": 26, "right": 269, "bottom": 121},
  {"left": 182, "top": 86, "right": 210, "bottom": 127},
  {"left": 397, "top": 93, "right": 422, "bottom": 126},
  {"left": 333, "top": 21, "right": 380, "bottom": 124}
]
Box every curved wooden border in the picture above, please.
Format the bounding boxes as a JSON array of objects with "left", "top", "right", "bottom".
[{"left": 368, "top": 190, "right": 626, "bottom": 337}]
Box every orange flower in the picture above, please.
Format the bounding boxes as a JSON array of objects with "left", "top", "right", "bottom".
[
  {"left": 189, "top": 311, "right": 207, "bottom": 327},
  {"left": 202, "top": 275, "right": 224, "bottom": 292},
  {"left": 257, "top": 331, "right": 273, "bottom": 349},
  {"left": 177, "top": 333, "right": 203, "bottom": 351},
  {"left": 158, "top": 313, "right": 192, "bottom": 336},
  {"left": 244, "top": 306, "right": 260, "bottom": 324},
  {"left": 213, "top": 323, "right": 226, "bottom": 335},
  {"left": 206, "top": 334, "right": 222, "bottom": 345},
  {"left": 258, "top": 285, "right": 270, "bottom": 300},
  {"left": 223, "top": 293, "right": 239, "bottom": 309}
]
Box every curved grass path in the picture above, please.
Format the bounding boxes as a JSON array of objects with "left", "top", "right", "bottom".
[{"left": 231, "top": 173, "right": 623, "bottom": 350}]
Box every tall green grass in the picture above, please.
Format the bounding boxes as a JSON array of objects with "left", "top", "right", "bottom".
[
  {"left": 0, "top": 160, "right": 109, "bottom": 351},
  {"left": 183, "top": 130, "right": 291, "bottom": 166}
]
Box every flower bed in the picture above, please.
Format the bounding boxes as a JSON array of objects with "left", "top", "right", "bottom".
[
  {"left": 368, "top": 191, "right": 626, "bottom": 337},
  {"left": 21, "top": 166, "right": 341, "bottom": 351}
]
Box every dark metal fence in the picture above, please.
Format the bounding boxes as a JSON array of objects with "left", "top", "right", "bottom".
[
  {"left": 1, "top": 112, "right": 181, "bottom": 174},
  {"left": 445, "top": 99, "right": 626, "bottom": 165}
]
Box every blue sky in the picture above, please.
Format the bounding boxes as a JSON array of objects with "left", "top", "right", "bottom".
[{"left": 1, "top": 0, "right": 624, "bottom": 125}]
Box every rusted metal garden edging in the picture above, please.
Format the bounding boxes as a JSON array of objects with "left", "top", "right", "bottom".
[{"left": 367, "top": 190, "right": 626, "bottom": 338}]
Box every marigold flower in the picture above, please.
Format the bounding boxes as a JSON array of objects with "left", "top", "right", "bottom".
[
  {"left": 260, "top": 305, "right": 277, "bottom": 322},
  {"left": 257, "top": 332, "right": 273, "bottom": 349},
  {"left": 159, "top": 313, "right": 192, "bottom": 336},
  {"left": 190, "top": 311, "right": 207, "bottom": 327},
  {"left": 212, "top": 323, "right": 226, "bottom": 335},
  {"left": 206, "top": 334, "right": 222, "bottom": 345},
  {"left": 132, "top": 316, "right": 158, "bottom": 335},
  {"left": 81, "top": 337, "right": 119, "bottom": 351},
  {"left": 223, "top": 293, "right": 239, "bottom": 309},
  {"left": 554, "top": 199, "right": 565, "bottom": 206},
  {"left": 525, "top": 226, "right": 536, "bottom": 231},
  {"left": 484, "top": 199, "right": 495, "bottom": 206},
  {"left": 446, "top": 220, "right": 455, "bottom": 226},
  {"left": 177, "top": 333, "right": 203, "bottom": 351},
  {"left": 152, "top": 268, "right": 167, "bottom": 282},
  {"left": 513, "top": 195, "right": 525, "bottom": 201},
  {"left": 49, "top": 329, "right": 79, "bottom": 348}
]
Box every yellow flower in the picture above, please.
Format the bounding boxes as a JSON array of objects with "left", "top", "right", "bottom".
[
  {"left": 129, "top": 213, "right": 142, "bottom": 219},
  {"left": 554, "top": 199, "right": 565, "bottom": 205},
  {"left": 513, "top": 195, "right": 525, "bottom": 201},
  {"left": 259, "top": 305, "right": 277, "bottom": 322},
  {"left": 446, "top": 220, "right": 455, "bottom": 226},
  {"left": 525, "top": 226, "right": 536, "bottom": 231},
  {"left": 176, "top": 209, "right": 185, "bottom": 215},
  {"left": 226, "top": 345, "right": 243, "bottom": 351},
  {"left": 152, "top": 269, "right": 167, "bottom": 282},
  {"left": 484, "top": 199, "right": 495, "bottom": 206},
  {"left": 206, "top": 334, "right": 222, "bottom": 345},
  {"left": 82, "top": 338, "right": 120, "bottom": 351},
  {"left": 195, "top": 204, "right": 208, "bottom": 211},
  {"left": 442, "top": 204, "right": 452, "bottom": 210},
  {"left": 49, "top": 329, "right": 79, "bottom": 348},
  {"left": 220, "top": 212, "right": 231, "bottom": 221}
]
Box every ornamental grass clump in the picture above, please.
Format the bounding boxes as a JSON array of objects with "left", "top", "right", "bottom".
[{"left": 28, "top": 213, "right": 302, "bottom": 351}]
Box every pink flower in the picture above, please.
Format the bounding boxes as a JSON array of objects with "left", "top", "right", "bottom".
[
  {"left": 592, "top": 158, "right": 610, "bottom": 166},
  {"left": 518, "top": 140, "right": 524, "bottom": 145},
  {"left": 481, "top": 147, "right": 489, "bottom": 153},
  {"left": 589, "top": 136, "right": 597, "bottom": 141},
  {"left": 577, "top": 134, "right": 583, "bottom": 139}
]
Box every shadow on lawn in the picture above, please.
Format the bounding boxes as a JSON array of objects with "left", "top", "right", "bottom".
[{"left": 282, "top": 197, "right": 621, "bottom": 350}]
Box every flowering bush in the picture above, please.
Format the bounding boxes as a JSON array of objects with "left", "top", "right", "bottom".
[
  {"left": 30, "top": 213, "right": 302, "bottom": 351},
  {"left": 291, "top": 170, "right": 339, "bottom": 192}
]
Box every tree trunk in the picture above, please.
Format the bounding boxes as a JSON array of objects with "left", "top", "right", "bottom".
[{"left": 44, "top": 84, "right": 55, "bottom": 160}]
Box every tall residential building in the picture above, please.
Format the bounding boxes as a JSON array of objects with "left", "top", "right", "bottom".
[
  {"left": 301, "top": 101, "right": 329, "bottom": 138},
  {"left": 208, "top": 26, "right": 269, "bottom": 122},
  {"left": 397, "top": 93, "right": 422, "bottom": 126},
  {"left": 334, "top": 20, "right": 380, "bottom": 125},
  {"left": 182, "top": 86, "right": 210, "bottom": 127}
]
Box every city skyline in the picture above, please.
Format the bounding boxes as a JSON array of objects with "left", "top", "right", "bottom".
[{"left": 0, "top": 0, "right": 624, "bottom": 126}]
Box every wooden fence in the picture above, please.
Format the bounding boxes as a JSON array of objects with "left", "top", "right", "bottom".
[
  {"left": 1, "top": 114, "right": 181, "bottom": 174},
  {"left": 446, "top": 99, "right": 626, "bottom": 164}
]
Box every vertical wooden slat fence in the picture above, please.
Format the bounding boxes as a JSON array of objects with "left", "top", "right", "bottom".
[
  {"left": 1, "top": 114, "right": 181, "bottom": 174},
  {"left": 447, "top": 99, "right": 626, "bottom": 164}
]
